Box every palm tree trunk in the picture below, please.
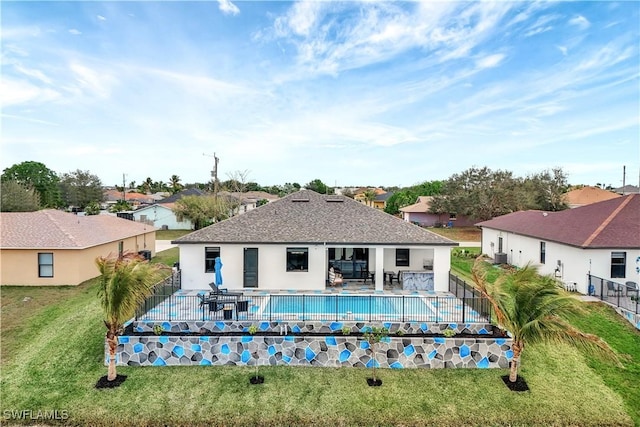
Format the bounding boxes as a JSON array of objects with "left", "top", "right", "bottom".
[
  {"left": 106, "top": 331, "right": 118, "bottom": 381},
  {"left": 509, "top": 341, "right": 522, "bottom": 383}
]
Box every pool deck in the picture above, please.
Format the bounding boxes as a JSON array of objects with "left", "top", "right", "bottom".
[{"left": 136, "top": 283, "right": 482, "bottom": 324}]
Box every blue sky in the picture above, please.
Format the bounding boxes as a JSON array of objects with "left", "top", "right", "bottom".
[{"left": 2, "top": 1, "right": 639, "bottom": 189}]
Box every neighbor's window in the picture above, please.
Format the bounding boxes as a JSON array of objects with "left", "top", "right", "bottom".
[
  {"left": 540, "top": 242, "right": 546, "bottom": 264},
  {"left": 287, "top": 248, "right": 308, "bottom": 271},
  {"left": 498, "top": 237, "right": 503, "bottom": 253},
  {"left": 118, "top": 241, "right": 124, "bottom": 257},
  {"left": 396, "top": 249, "right": 410, "bottom": 267},
  {"left": 38, "top": 253, "right": 54, "bottom": 278},
  {"left": 611, "top": 252, "right": 626, "bottom": 278},
  {"left": 205, "top": 247, "right": 221, "bottom": 273}
]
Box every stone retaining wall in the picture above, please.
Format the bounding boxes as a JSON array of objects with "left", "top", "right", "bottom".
[{"left": 110, "top": 321, "right": 513, "bottom": 369}]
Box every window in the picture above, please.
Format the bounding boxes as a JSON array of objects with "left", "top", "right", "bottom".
[
  {"left": 396, "top": 249, "right": 410, "bottom": 267},
  {"left": 38, "top": 253, "right": 53, "bottom": 278},
  {"left": 287, "top": 248, "right": 308, "bottom": 271},
  {"left": 611, "top": 252, "right": 626, "bottom": 278},
  {"left": 540, "top": 242, "right": 546, "bottom": 264},
  {"left": 205, "top": 247, "right": 221, "bottom": 273},
  {"left": 498, "top": 237, "right": 503, "bottom": 253},
  {"left": 118, "top": 241, "right": 124, "bottom": 257}
]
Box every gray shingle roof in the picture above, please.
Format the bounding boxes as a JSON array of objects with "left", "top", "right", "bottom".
[
  {"left": 476, "top": 194, "right": 640, "bottom": 249},
  {"left": 0, "top": 210, "right": 155, "bottom": 249},
  {"left": 174, "top": 190, "right": 456, "bottom": 246}
]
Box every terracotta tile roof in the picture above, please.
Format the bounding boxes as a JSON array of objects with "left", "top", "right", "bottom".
[
  {"left": 175, "top": 190, "right": 456, "bottom": 246},
  {"left": 0, "top": 210, "right": 155, "bottom": 249},
  {"left": 476, "top": 194, "right": 640, "bottom": 249},
  {"left": 564, "top": 186, "right": 621, "bottom": 207},
  {"left": 103, "top": 189, "right": 156, "bottom": 203}
]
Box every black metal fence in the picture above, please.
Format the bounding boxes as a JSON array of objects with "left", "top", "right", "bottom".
[
  {"left": 135, "top": 291, "right": 492, "bottom": 323},
  {"left": 448, "top": 272, "right": 493, "bottom": 324},
  {"left": 588, "top": 274, "right": 639, "bottom": 314}
]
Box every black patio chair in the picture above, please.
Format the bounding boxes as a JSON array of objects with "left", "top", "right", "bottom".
[{"left": 606, "top": 281, "right": 623, "bottom": 297}]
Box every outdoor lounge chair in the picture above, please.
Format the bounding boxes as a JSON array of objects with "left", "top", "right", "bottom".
[
  {"left": 328, "top": 267, "right": 344, "bottom": 287},
  {"left": 625, "top": 281, "right": 639, "bottom": 297},
  {"left": 208, "top": 282, "right": 228, "bottom": 295}
]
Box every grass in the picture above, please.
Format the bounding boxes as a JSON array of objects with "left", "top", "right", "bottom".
[
  {"left": 1, "top": 272, "right": 637, "bottom": 426},
  {"left": 427, "top": 226, "right": 481, "bottom": 242},
  {"left": 151, "top": 246, "right": 179, "bottom": 267},
  {"left": 155, "top": 229, "right": 192, "bottom": 240}
]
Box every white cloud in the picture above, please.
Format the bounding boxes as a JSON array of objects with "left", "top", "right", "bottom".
[
  {"left": 0, "top": 78, "right": 60, "bottom": 107},
  {"left": 476, "top": 53, "right": 505, "bottom": 70},
  {"left": 69, "top": 62, "right": 116, "bottom": 98},
  {"left": 217, "top": 0, "right": 239, "bottom": 16},
  {"left": 69, "top": 29, "right": 81, "bottom": 35},
  {"left": 557, "top": 45, "right": 568, "bottom": 56},
  {"left": 569, "top": 15, "right": 591, "bottom": 30},
  {"left": 97, "top": 15, "right": 106, "bottom": 21}
]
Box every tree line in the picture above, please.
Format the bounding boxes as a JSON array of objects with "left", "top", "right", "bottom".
[{"left": 1, "top": 161, "right": 573, "bottom": 222}]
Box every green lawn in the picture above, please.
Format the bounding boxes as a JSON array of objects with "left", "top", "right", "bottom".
[
  {"left": 155, "top": 229, "right": 192, "bottom": 240},
  {"left": 1, "top": 274, "right": 637, "bottom": 426}
]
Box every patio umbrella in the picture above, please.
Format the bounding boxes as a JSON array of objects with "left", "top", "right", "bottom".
[{"left": 214, "top": 257, "right": 223, "bottom": 286}]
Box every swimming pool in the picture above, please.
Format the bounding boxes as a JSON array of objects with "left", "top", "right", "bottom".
[{"left": 262, "top": 294, "right": 438, "bottom": 321}]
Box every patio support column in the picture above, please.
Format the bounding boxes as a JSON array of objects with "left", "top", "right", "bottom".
[{"left": 374, "top": 246, "right": 384, "bottom": 291}]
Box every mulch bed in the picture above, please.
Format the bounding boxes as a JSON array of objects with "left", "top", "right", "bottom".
[
  {"left": 501, "top": 375, "right": 529, "bottom": 392},
  {"left": 367, "top": 378, "right": 383, "bottom": 387},
  {"left": 95, "top": 374, "right": 128, "bottom": 389},
  {"left": 249, "top": 375, "right": 264, "bottom": 385}
]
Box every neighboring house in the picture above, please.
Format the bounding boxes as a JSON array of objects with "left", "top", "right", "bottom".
[
  {"left": 400, "top": 196, "right": 476, "bottom": 227},
  {"left": 564, "top": 186, "right": 621, "bottom": 208},
  {"left": 158, "top": 188, "right": 207, "bottom": 204},
  {"left": 0, "top": 210, "right": 156, "bottom": 286},
  {"left": 131, "top": 203, "right": 192, "bottom": 230},
  {"left": 476, "top": 194, "right": 640, "bottom": 295},
  {"left": 173, "top": 190, "right": 457, "bottom": 292},
  {"left": 218, "top": 191, "right": 279, "bottom": 215},
  {"left": 373, "top": 192, "right": 394, "bottom": 210},
  {"left": 103, "top": 190, "right": 156, "bottom": 207},
  {"left": 354, "top": 188, "right": 387, "bottom": 207}
]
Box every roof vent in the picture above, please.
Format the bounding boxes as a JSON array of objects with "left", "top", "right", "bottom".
[
  {"left": 326, "top": 196, "right": 343, "bottom": 203},
  {"left": 291, "top": 197, "right": 310, "bottom": 202}
]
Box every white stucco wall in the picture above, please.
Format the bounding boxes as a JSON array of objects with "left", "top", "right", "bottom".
[
  {"left": 481, "top": 227, "right": 640, "bottom": 294},
  {"left": 179, "top": 243, "right": 453, "bottom": 292}
]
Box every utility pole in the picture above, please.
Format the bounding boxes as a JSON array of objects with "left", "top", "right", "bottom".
[
  {"left": 122, "top": 173, "right": 126, "bottom": 202},
  {"left": 203, "top": 153, "right": 219, "bottom": 198}
]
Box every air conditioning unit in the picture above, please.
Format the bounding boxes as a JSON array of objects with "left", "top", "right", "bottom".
[{"left": 494, "top": 253, "right": 508, "bottom": 264}]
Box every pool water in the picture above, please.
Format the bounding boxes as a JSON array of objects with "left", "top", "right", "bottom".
[{"left": 266, "top": 294, "right": 432, "bottom": 316}]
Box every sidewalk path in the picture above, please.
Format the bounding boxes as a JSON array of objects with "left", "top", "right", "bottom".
[{"left": 156, "top": 240, "right": 177, "bottom": 252}]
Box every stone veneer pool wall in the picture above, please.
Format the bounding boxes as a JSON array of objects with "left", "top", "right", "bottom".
[{"left": 109, "top": 321, "right": 513, "bottom": 369}]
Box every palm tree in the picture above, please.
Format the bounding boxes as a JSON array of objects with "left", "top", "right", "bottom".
[
  {"left": 470, "top": 257, "right": 621, "bottom": 383},
  {"left": 96, "top": 252, "right": 165, "bottom": 381},
  {"left": 363, "top": 189, "right": 376, "bottom": 207},
  {"left": 168, "top": 175, "right": 183, "bottom": 194}
]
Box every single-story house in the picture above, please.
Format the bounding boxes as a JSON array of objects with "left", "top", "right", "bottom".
[
  {"left": 0, "top": 210, "right": 156, "bottom": 286},
  {"left": 131, "top": 203, "right": 192, "bottom": 230},
  {"left": 354, "top": 188, "right": 387, "bottom": 207},
  {"left": 373, "top": 192, "right": 394, "bottom": 210},
  {"left": 218, "top": 191, "right": 280, "bottom": 215},
  {"left": 173, "top": 190, "right": 457, "bottom": 292},
  {"left": 564, "top": 186, "right": 621, "bottom": 209},
  {"left": 400, "top": 196, "right": 476, "bottom": 227},
  {"left": 476, "top": 194, "right": 640, "bottom": 295}
]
